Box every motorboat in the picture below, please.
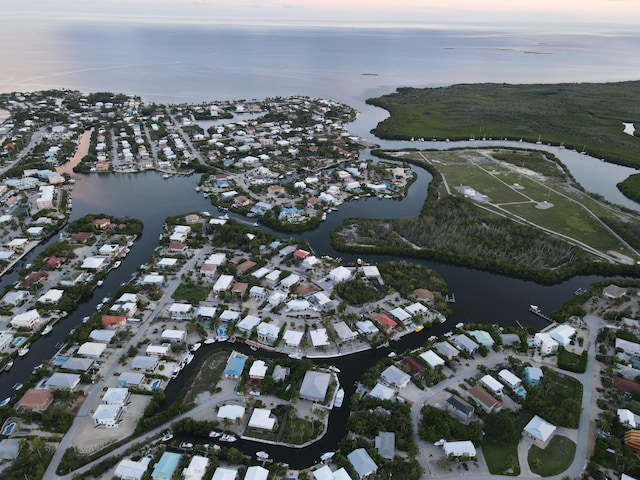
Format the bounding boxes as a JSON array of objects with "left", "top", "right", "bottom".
[
  {"left": 204, "top": 338, "right": 216, "bottom": 344},
  {"left": 320, "top": 452, "right": 335, "bottom": 463},
  {"left": 209, "top": 430, "right": 222, "bottom": 438},
  {"left": 4, "top": 361, "right": 14, "bottom": 372},
  {"left": 334, "top": 388, "right": 344, "bottom": 407},
  {"left": 113, "top": 261, "right": 121, "bottom": 269},
  {"left": 256, "top": 451, "right": 269, "bottom": 460},
  {"left": 42, "top": 324, "right": 53, "bottom": 335},
  {"left": 96, "top": 280, "right": 104, "bottom": 287},
  {"left": 18, "top": 345, "right": 30, "bottom": 357},
  {"left": 160, "top": 432, "right": 174, "bottom": 442},
  {"left": 179, "top": 442, "right": 193, "bottom": 450},
  {"left": 219, "top": 434, "right": 237, "bottom": 443},
  {"left": 0, "top": 397, "right": 10, "bottom": 407},
  {"left": 191, "top": 343, "right": 201, "bottom": 352}
]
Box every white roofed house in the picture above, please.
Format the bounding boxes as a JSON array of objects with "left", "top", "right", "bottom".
[
  {"left": 248, "top": 408, "right": 278, "bottom": 431},
  {"left": 405, "top": 302, "right": 428, "bottom": 316},
  {"left": 237, "top": 314, "right": 261, "bottom": 336},
  {"left": 146, "top": 344, "right": 170, "bottom": 356},
  {"left": 81, "top": 256, "right": 108, "bottom": 270},
  {"left": 217, "top": 404, "right": 246, "bottom": 422},
  {"left": 380, "top": 365, "right": 411, "bottom": 389},
  {"left": 310, "top": 328, "right": 330, "bottom": 348},
  {"left": 168, "top": 302, "right": 194, "bottom": 320},
  {"left": 534, "top": 332, "right": 558, "bottom": 354},
  {"left": 434, "top": 341, "right": 460, "bottom": 360},
  {"left": 45, "top": 372, "right": 81, "bottom": 390},
  {"left": 102, "top": 387, "right": 131, "bottom": 406},
  {"left": 77, "top": 342, "right": 107, "bottom": 358},
  {"left": 213, "top": 274, "right": 234, "bottom": 293},
  {"left": 92, "top": 404, "right": 123, "bottom": 428},
  {"left": 279, "top": 273, "right": 300, "bottom": 290},
  {"left": 498, "top": 369, "right": 522, "bottom": 390},
  {"left": 161, "top": 329, "right": 187, "bottom": 343},
  {"left": 389, "top": 307, "right": 411, "bottom": 324},
  {"left": 523, "top": 415, "right": 556, "bottom": 447},
  {"left": 313, "top": 291, "right": 333, "bottom": 309},
  {"left": 369, "top": 383, "right": 395, "bottom": 401},
  {"left": 329, "top": 266, "right": 352, "bottom": 283},
  {"left": 420, "top": 350, "right": 445, "bottom": 368},
  {"left": 443, "top": 440, "right": 477, "bottom": 459},
  {"left": 257, "top": 321, "right": 280, "bottom": 346},
  {"left": 249, "top": 286, "right": 266, "bottom": 300},
  {"left": 37, "top": 288, "right": 64, "bottom": 304},
  {"left": 548, "top": 324, "right": 576, "bottom": 347},
  {"left": 219, "top": 309, "right": 241, "bottom": 323},
  {"left": 618, "top": 408, "right": 639, "bottom": 428},
  {"left": 480, "top": 375, "right": 504, "bottom": 397},
  {"left": 283, "top": 330, "right": 304, "bottom": 348},
  {"left": 183, "top": 455, "right": 209, "bottom": 480},
  {"left": 249, "top": 360, "right": 268, "bottom": 380},
  {"left": 333, "top": 321, "right": 358, "bottom": 343},
  {"left": 244, "top": 466, "right": 269, "bottom": 480},
  {"left": 10, "top": 309, "right": 41, "bottom": 329}
]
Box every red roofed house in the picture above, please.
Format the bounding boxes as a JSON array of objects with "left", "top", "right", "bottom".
[
  {"left": 413, "top": 288, "right": 434, "bottom": 304},
  {"left": 70, "top": 232, "right": 93, "bottom": 243},
  {"left": 307, "top": 197, "right": 320, "bottom": 207},
  {"left": 374, "top": 313, "right": 397, "bottom": 330},
  {"left": 614, "top": 376, "right": 640, "bottom": 392},
  {"left": 293, "top": 249, "right": 310, "bottom": 260},
  {"left": 22, "top": 271, "right": 48, "bottom": 287},
  {"left": 92, "top": 218, "right": 111, "bottom": 229},
  {"left": 237, "top": 260, "right": 257, "bottom": 274},
  {"left": 102, "top": 315, "right": 127, "bottom": 328},
  {"left": 268, "top": 185, "right": 285, "bottom": 195},
  {"left": 169, "top": 242, "right": 186, "bottom": 251},
  {"left": 401, "top": 357, "right": 425, "bottom": 375},
  {"left": 232, "top": 282, "right": 248, "bottom": 295},
  {"left": 16, "top": 388, "right": 53, "bottom": 412},
  {"left": 46, "top": 256, "right": 67, "bottom": 269},
  {"left": 234, "top": 195, "right": 251, "bottom": 206}
]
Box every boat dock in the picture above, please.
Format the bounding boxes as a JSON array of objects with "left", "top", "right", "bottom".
[
  {"left": 529, "top": 305, "right": 554, "bottom": 323},
  {"left": 446, "top": 293, "right": 456, "bottom": 303}
]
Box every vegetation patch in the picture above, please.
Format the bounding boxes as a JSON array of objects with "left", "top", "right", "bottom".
[
  {"left": 524, "top": 370, "right": 582, "bottom": 428},
  {"left": 334, "top": 276, "right": 383, "bottom": 306},
  {"left": 617, "top": 173, "right": 640, "bottom": 203},
  {"left": 367, "top": 81, "right": 640, "bottom": 168},
  {"left": 172, "top": 282, "right": 210, "bottom": 304},
  {"left": 528, "top": 435, "right": 576, "bottom": 476},
  {"left": 556, "top": 347, "right": 587, "bottom": 373}
]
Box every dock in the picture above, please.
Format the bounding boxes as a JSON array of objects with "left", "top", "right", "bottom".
[
  {"left": 446, "top": 293, "right": 456, "bottom": 303},
  {"left": 529, "top": 305, "right": 554, "bottom": 323}
]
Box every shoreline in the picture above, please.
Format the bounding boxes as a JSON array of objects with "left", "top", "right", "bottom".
[{"left": 55, "top": 128, "right": 93, "bottom": 175}]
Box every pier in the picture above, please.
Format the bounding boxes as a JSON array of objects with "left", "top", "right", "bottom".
[
  {"left": 529, "top": 305, "right": 554, "bottom": 323},
  {"left": 446, "top": 293, "right": 456, "bottom": 303}
]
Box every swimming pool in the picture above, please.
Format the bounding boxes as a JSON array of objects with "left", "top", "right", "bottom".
[
  {"left": 53, "top": 356, "right": 69, "bottom": 366},
  {"left": 515, "top": 386, "right": 527, "bottom": 398},
  {"left": 217, "top": 327, "right": 227, "bottom": 336},
  {"left": 150, "top": 379, "right": 161, "bottom": 390},
  {"left": 11, "top": 337, "right": 25, "bottom": 347},
  {"left": 2, "top": 422, "right": 16, "bottom": 436}
]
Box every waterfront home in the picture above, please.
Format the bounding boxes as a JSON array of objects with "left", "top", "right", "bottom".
[
  {"left": 405, "top": 302, "right": 428, "bottom": 316},
  {"left": 217, "top": 404, "right": 246, "bottom": 422},
  {"left": 355, "top": 320, "right": 379, "bottom": 335},
  {"left": 329, "top": 266, "right": 352, "bottom": 283},
  {"left": 92, "top": 218, "right": 111, "bottom": 229},
  {"left": 1, "top": 290, "right": 28, "bottom": 307},
  {"left": 373, "top": 313, "right": 396, "bottom": 330},
  {"left": 420, "top": 350, "right": 445, "bottom": 369},
  {"left": 249, "top": 360, "right": 268, "bottom": 380},
  {"left": 183, "top": 456, "right": 209, "bottom": 480},
  {"left": 114, "top": 457, "right": 151, "bottom": 480},
  {"left": 45, "top": 256, "right": 66, "bottom": 269},
  {"left": 389, "top": 308, "right": 411, "bottom": 324},
  {"left": 347, "top": 448, "right": 377, "bottom": 479},
  {"left": 211, "top": 467, "right": 238, "bottom": 480},
  {"left": 300, "top": 370, "right": 331, "bottom": 402},
  {"left": 131, "top": 356, "right": 158, "bottom": 372},
  {"left": 102, "top": 315, "right": 127, "bottom": 328},
  {"left": 446, "top": 395, "right": 475, "bottom": 423},
  {"left": 81, "top": 256, "right": 108, "bottom": 270},
  {"left": 257, "top": 322, "right": 280, "bottom": 346},
  {"left": 102, "top": 388, "right": 130, "bottom": 407},
  {"left": 117, "top": 372, "right": 145, "bottom": 388},
  {"left": 245, "top": 466, "right": 269, "bottom": 480},
  {"left": 360, "top": 265, "right": 381, "bottom": 280},
  {"left": 61, "top": 358, "right": 95, "bottom": 373},
  {"left": 380, "top": 365, "right": 410, "bottom": 389},
  {"left": 158, "top": 258, "right": 178, "bottom": 268},
  {"left": 434, "top": 341, "right": 460, "bottom": 360},
  {"left": 237, "top": 315, "right": 261, "bottom": 335},
  {"left": 196, "top": 306, "right": 216, "bottom": 319},
  {"left": 248, "top": 408, "right": 278, "bottom": 431},
  {"left": 310, "top": 328, "right": 330, "bottom": 348},
  {"left": 44, "top": 373, "right": 81, "bottom": 390},
  {"left": 413, "top": 288, "right": 434, "bottom": 304},
  {"left": 146, "top": 344, "right": 170, "bottom": 357},
  {"left": 161, "top": 329, "right": 187, "bottom": 343},
  {"left": 468, "top": 385, "right": 502, "bottom": 414},
  {"left": 10, "top": 309, "right": 41, "bottom": 329},
  {"left": 224, "top": 352, "right": 248, "bottom": 379},
  {"left": 523, "top": 415, "right": 556, "bottom": 448},
  {"left": 369, "top": 383, "right": 395, "bottom": 401},
  {"left": 219, "top": 309, "right": 241, "bottom": 323},
  {"left": 70, "top": 231, "right": 93, "bottom": 243},
  {"left": 603, "top": 284, "right": 628, "bottom": 299},
  {"left": 333, "top": 321, "right": 358, "bottom": 343},
  {"left": 77, "top": 342, "right": 107, "bottom": 358},
  {"left": 16, "top": 388, "right": 53, "bottom": 412},
  {"left": 469, "top": 330, "right": 495, "bottom": 347},
  {"left": 272, "top": 365, "right": 290, "bottom": 383},
  {"left": 213, "top": 275, "right": 234, "bottom": 293},
  {"left": 37, "top": 289, "right": 64, "bottom": 304},
  {"left": 283, "top": 330, "right": 303, "bottom": 348},
  {"left": 152, "top": 452, "right": 182, "bottom": 480},
  {"left": 451, "top": 334, "right": 479, "bottom": 354}
]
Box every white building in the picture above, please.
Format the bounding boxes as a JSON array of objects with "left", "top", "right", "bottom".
[
  {"left": 183, "top": 456, "right": 209, "bottom": 480},
  {"left": 329, "top": 266, "right": 352, "bottom": 283},
  {"left": 92, "top": 404, "right": 123, "bottom": 428},
  {"left": 213, "top": 274, "right": 234, "bottom": 292},
  {"left": 548, "top": 324, "right": 576, "bottom": 347},
  {"left": 523, "top": 415, "right": 556, "bottom": 447},
  {"left": 217, "top": 405, "right": 246, "bottom": 422},
  {"left": 10, "top": 309, "right": 41, "bottom": 329},
  {"left": 161, "top": 329, "right": 187, "bottom": 343},
  {"left": 420, "top": 350, "right": 445, "bottom": 368},
  {"left": 77, "top": 342, "right": 107, "bottom": 358},
  {"left": 102, "top": 388, "right": 131, "bottom": 406},
  {"left": 81, "top": 256, "right": 108, "bottom": 270},
  {"left": 534, "top": 332, "right": 558, "bottom": 354},
  {"left": 443, "top": 440, "right": 477, "bottom": 458},
  {"left": 248, "top": 408, "right": 277, "bottom": 431},
  {"left": 480, "top": 375, "right": 504, "bottom": 397},
  {"left": 498, "top": 370, "right": 522, "bottom": 390}
]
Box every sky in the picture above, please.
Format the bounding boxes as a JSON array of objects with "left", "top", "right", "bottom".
[{"left": 7, "top": 0, "right": 640, "bottom": 30}]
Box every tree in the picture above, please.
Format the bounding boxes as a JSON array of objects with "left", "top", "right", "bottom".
[{"left": 485, "top": 411, "right": 518, "bottom": 443}]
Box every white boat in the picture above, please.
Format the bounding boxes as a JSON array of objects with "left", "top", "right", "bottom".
[
  {"left": 0, "top": 397, "right": 10, "bottom": 406},
  {"left": 328, "top": 365, "right": 340, "bottom": 373},
  {"left": 256, "top": 451, "right": 269, "bottom": 460},
  {"left": 455, "top": 322, "right": 464, "bottom": 329},
  {"left": 163, "top": 174, "right": 172, "bottom": 179},
  {"left": 82, "top": 316, "right": 90, "bottom": 323},
  {"left": 42, "top": 324, "right": 53, "bottom": 335},
  {"left": 201, "top": 211, "right": 211, "bottom": 217},
  {"left": 219, "top": 434, "right": 237, "bottom": 442},
  {"left": 321, "top": 213, "right": 327, "bottom": 221},
  {"left": 102, "top": 297, "right": 110, "bottom": 303},
  {"left": 334, "top": 388, "right": 344, "bottom": 407},
  {"left": 160, "top": 432, "right": 174, "bottom": 442},
  {"left": 387, "top": 352, "right": 397, "bottom": 358},
  {"left": 12, "top": 383, "right": 23, "bottom": 391},
  {"left": 320, "top": 452, "right": 335, "bottom": 463},
  {"left": 191, "top": 343, "right": 201, "bottom": 352},
  {"left": 113, "top": 261, "right": 121, "bottom": 269},
  {"left": 180, "top": 442, "right": 193, "bottom": 449},
  {"left": 18, "top": 345, "right": 30, "bottom": 357},
  {"left": 209, "top": 430, "right": 222, "bottom": 438},
  {"left": 96, "top": 280, "right": 104, "bottom": 287},
  {"left": 171, "top": 366, "right": 181, "bottom": 379},
  {"left": 184, "top": 353, "right": 194, "bottom": 365},
  {"left": 4, "top": 361, "right": 14, "bottom": 372},
  {"left": 530, "top": 304, "right": 541, "bottom": 313},
  {"left": 204, "top": 338, "right": 216, "bottom": 345}
]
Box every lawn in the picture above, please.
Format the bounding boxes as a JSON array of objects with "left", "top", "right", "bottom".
[
  {"left": 481, "top": 441, "right": 520, "bottom": 475},
  {"left": 557, "top": 347, "right": 588, "bottom": 373},
  {"left": 172, "top": 282, "right": 210, "bottom": 303},
  {"left": 528, "top": 435, "right": 576, "bottom": 476}
]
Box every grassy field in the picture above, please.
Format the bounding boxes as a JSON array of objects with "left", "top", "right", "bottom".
[
  {"left": 367, "top": 81, "right": 640, "bottom": 169},
  {"left": 172, "top": 282, "right": 210, "bottom": 303},
  {"left": 528, "top": 435, "right": 576, "bottom": 476},
  {"left": 481, "top": 441, "right": 520, "bottom": 475},
  {"left": 408, "top": 149, "right": 638, "bottom": 258}
]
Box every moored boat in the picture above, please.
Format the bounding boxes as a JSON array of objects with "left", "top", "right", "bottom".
[
  {"left": 334, "top": 388, "right": 344, "bottom": 407},
  {"left": 42, "top": 324, "right": 53, "bottom": 335},
  {"left": 219, "top": 433, "right": 237, "bottom": 442},
  {"left": 18, "top": 345, "right": 30, "bottom": 357}
]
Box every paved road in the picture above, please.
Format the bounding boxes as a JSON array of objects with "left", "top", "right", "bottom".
[{"left": 43, "top": 249, "right": 206, "bottom": 479}]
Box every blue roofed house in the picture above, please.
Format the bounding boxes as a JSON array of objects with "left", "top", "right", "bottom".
[
  {"left": 224, "top": 352, "right": 248, "bottom": 379},
  {"left": 524, "top": 367, "right": 544, "bottom": 386},
  {"left": 152, "top": 452, "right": 182, "bottom": 480}
]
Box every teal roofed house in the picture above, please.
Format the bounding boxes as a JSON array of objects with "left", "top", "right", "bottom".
[
  {"left": 152, "top": 452, "right": 181, "bottom": 480},
  {"left": 224, "top": 351, "right": 248, "bottom": 379}
]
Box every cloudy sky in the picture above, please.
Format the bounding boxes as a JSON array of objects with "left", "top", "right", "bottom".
[{"left": 7, "top": 0, "right": 639, "bottom": 29}]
